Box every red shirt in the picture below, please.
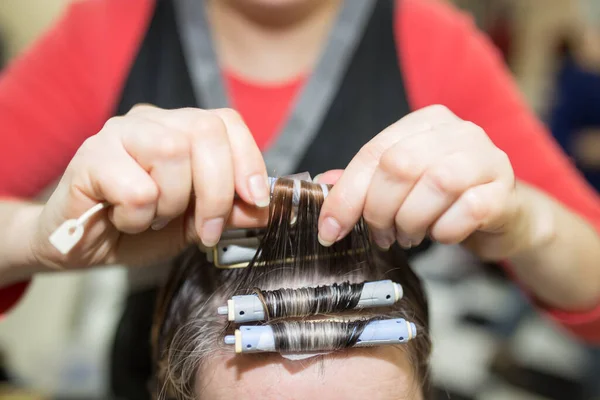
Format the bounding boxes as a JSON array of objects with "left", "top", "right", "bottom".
[{"left": 1, "top": 0, "right": 599, "bottom": 342}]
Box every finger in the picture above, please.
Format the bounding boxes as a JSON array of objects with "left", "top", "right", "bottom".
[
  {"left": 429, "top": 181, "right": 511, "bottom": 244},
  {"left": 394, "top": 151, "right": 502, "bottom": 247},
  {"left": 120, "top": 117, "right": 192, "bottom": 230},
  {"left": 187, "top": 113, "right": 235, "bottom": 247},
  {"left": 314, "top": 169, "right": 344, "bottom": 185},
  {"left": 126, "top": 103, "right": 160, "bottom": 115},
  {"left": 211, "top": 108, "right": 270, "bottom": 208},
  {"left": 362, "top": 153, "right": 420, "bottom": 249},
  {"left": 318, "top": 106, "right": 460, "bottom": 246},
  {"left": 227, "top": 202, "right": 270, "bottom": 228},
  {"left": 75, "top": 136, "right": 159, "bottom": 234}
]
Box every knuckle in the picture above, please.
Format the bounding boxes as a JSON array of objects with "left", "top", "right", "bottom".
[
  {"left": 379, "top": 147, "right": 420, "bottom": 180},
  {"left": 424, "top": 104, "right": 452, "bottom": 118},
  {"left": 191, "top": 112, "right": 226, "bottom": 137},
  {"left": 461, "top": 120, "right": 487, "bottom": 138},
  {"left": 120, "top": 179, "right": 159, "bottom": 207},
  {"left": 462, "top": 190, "right": 488, "bottom": 221},
  {"left": 102, "top": 116, "right": 126, "bottom": 132},
  {"left": 425, "top": 163, "right": 466, "bottom": 195},
  {"left": 128, "top": 103, "right": 157, "bottom": 115},
  {"left": 77, "top": 135, "right": 101, "bottom": 156},
  {"left": 495, "top": 149, "right": 511, "bottom": 167},
  {"left": 214, "top": 107, "right": 242, "bottom": 122},
  {"left": 358, "top": 143, "right": 386, "bottom": 165},
  {"left": 154, "top": 133, "right": 190, "bottom": 160},
  {"left": 428, "top": 104, "right": 451, "bottom": 113}
]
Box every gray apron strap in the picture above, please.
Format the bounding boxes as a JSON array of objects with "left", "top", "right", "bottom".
[
  {"left": 174, "top": 0, "right": 376, "bottom": 175},
  {"left": 174, "top": 0, "right": 228, "bottom": 109}
]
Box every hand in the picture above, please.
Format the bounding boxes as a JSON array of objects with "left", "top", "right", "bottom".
[
  {"left": 32, "top": 105, "right": 270, "bottom": 270},
  {"left": 318, "top": 105, "right": 525, "bottom": 261}
]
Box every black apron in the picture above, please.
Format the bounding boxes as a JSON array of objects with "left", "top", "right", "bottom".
[{"left": 110, "top": 0, "right": 430, "bottom": 398}]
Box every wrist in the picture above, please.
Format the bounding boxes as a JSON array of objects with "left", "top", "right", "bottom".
[
  {"left": 509, "top": 183, "right": 557, "bottom": 260},
  {"left": 466, "top": 182, "right": 557, "bottom": 262},
  {"left": 0, "top": 202, "right": 47, "bottom": 285},
  {"left": 504, "top": 183, "right": 600, "bottom": 311}
]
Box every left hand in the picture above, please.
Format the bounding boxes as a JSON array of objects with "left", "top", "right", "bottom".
[{"left": 317, "top": 105, "right": 524, "bottom": 261}]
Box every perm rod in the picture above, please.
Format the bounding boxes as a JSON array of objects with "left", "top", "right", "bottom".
[{"left": 217, "top": 280, "right": 403, "bottom": 323}]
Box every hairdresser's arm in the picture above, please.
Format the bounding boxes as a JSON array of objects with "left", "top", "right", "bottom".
[
  {"left": 501, "top": 182, "right": 600, "bottom": 311},
  {"left": 0, "top": 203, "right": 43, "bottom": 282}
]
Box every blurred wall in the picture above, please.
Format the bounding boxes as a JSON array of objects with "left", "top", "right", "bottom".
[
  {"left": 510, "top": 0, "right": 580, "bottom": 115},
  {"left": 0, "top": 0, "right": 71, "bottom": 59},
  {"left": 447, "top": 0, "right": 581, "bottom": 114}
]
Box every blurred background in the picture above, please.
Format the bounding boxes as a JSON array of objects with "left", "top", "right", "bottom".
[{"left": 0, "top": 0, "right": 599, "bottom": 399}]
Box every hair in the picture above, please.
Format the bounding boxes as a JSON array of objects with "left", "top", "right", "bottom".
[
  {"left": 253, "top": 281, "right": 365, "bottom": 319},
  {"left": 151, "top": 179, "right": 432, "bottom": 400}
]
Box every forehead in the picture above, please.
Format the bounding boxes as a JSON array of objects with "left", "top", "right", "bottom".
[{"left": 197, "top": 347, "right": 422, "bottom": 400}]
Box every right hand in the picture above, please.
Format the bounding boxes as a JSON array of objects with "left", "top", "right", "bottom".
[{"left": 32, "top": 105, "right": 270, "bottom": 270}]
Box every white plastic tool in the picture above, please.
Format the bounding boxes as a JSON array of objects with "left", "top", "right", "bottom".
[{"left": 49, "top": 202, "right": 109, "bottom": 255}]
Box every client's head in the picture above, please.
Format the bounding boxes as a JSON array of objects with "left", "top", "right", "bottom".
[{"left": 152, "top": 179, "right": 432, "bottom": 400}]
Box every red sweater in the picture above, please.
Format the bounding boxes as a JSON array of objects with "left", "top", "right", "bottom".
[{"left": 1, "top": 0, "right": 599, "bottom": 342}]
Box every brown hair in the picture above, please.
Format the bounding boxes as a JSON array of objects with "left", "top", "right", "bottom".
[{"left": 152, "top": 179, "right": 432, "bottom": 399}]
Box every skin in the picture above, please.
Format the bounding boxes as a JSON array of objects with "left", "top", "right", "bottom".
[
  {"left": 0, "top": 0, "right": 599, "bottom": 315},
  {"left": 197, "top": 347, "right": 422, "bottom": 400}
]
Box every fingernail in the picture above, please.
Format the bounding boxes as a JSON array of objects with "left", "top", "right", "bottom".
[
  {"left": 151, "top": 218, "right": 170, "bottom": 231},
  {"left": 200, "top": 217, "right": 224, "bottom": 247},
  {"left": 396, "top": 230, "right": 413, "bottom": 249},
  {"left": 371, "top": 229, "right": 395, "bottom": 250},
  {"left": 313, "top": 173, "right": 323, "bottom": 184},
  {"left": 413, "top": 235, "right": 424, "bottom": 247},
  {"left": 318, "top": 217, "right": 341, "bottom": 247},
  {"left": 248, "top": 174, "right": 270, "bottom": 208}
]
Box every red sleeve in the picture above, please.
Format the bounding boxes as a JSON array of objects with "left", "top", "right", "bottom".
[
  {"left": 0, "top": 0, "right": 153, "bottom": 314},
  {"left": 396, "top": 0, "right": 600, "bottom": 342}
]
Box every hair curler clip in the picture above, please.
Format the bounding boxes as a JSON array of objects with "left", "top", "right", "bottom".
[
  {"left": 224, "top": 318, "right": 417, "bottom": 354},
  {"left": 206, "top": 228, "right": 264, "bottom": 269},
  {"left": 207, "top": 231, "right": 365, "bottom": 270}
]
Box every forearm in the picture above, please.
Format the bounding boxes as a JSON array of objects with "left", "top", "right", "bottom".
[
  {"left": 508, "top": 182, "right": 600, "bottom": 311},
  {"left": 0, "top": 201, "right": 46, "bottom": 286}
]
